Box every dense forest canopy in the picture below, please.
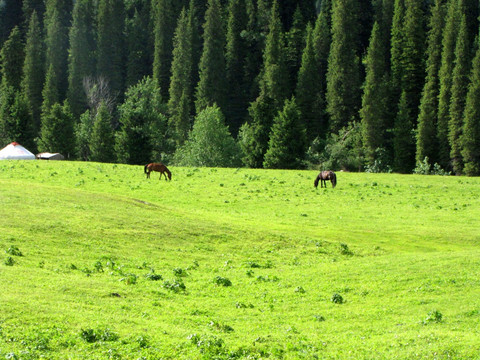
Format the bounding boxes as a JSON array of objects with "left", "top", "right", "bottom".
[{"left": 0, "top": 0, "right": 479, "bottom": 175}]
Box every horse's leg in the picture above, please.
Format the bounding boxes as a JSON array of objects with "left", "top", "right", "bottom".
[{"left": 146, "top": 170, "right": 150, "bottom": 179}]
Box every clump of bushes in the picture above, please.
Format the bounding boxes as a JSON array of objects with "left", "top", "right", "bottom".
[
  {"left": 163, "top": 279, "right": 186, "bottom": 293},
  {"left": 213, "top": 276, "right": 232, "bottom": 287},
  {"left": 80, "top": 328, "right": 119, "bottom": 343},
  {"left": 331, "top": 293, "right": 344, "bottom": 304},
  {"left": 422, "top": 309, "right": 443, "bottom": 324},
  {"left": 6, "top": 245, "right": 23, "bottom": 256}
]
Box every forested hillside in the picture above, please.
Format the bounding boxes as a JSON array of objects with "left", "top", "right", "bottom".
[{"left": 0, "top": 0, "right": 479, "bottom": 175}]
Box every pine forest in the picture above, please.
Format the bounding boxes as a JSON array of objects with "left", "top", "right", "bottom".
[{"left": 1, "top": 0, "right": 480, "bottom": 176}]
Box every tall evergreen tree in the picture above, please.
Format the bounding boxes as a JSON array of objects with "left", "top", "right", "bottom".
[
  {"left": 22, "top": 1, "right": 46, "bottom": 27},
  {"left": 195, "top": 0, "right": 227, "bottom": 113},
  {"left": 168, "top": 7, "right": 194, "bottom": 147},
  {"left": 311, "top": 0, "right": 331, "bottom": 139},
  {"left": 326, "top": 0, "right": 361, "bottom": 133},
  {"left": 0, "top": 26, "right": 24, "bottom": 91},
  {"left": 360, "top": 21, "right": 390, "bottom": 167},
  {"left": 437, "top": 0, "right": 460, "bottom": 169},
  {"left": 448, "top": 14, "right": 471, "bottom": 174},
  {"left": 89, "top": 101, "right": 115, "bottom": 163},
  {"left": 284, "top": 6, "right": 306, "bottom": 95},
  {"left": 67, "top": 0, "right": 96, "bottom": 119},
  {"left": 115, "top": 77, "right": 167, "bottom": 165},
  {"left": 21, "top": 11, "right": 45, "bottom": 136},
  {"left": 97, "top": 0, "right": 125, "bottom": 103},
  {"left": 37, "top": 101, "right": 75, "bottom": 157},
  {"left": 225, "top": 0, "right": 248, "bottom": 135},
  {"left": 44, "top": 0, "right": 72, "bottom": 101},
  {"left": 461, "top": 40, "right": 480, "bottom": 176},
  {"left": 152, "top": 0, "right": 177, "bottom": 100},
  {"left": 0, "top": 86, "right": 34, "bottom": 148},
  {"left": 296, "top": 24, "right": 323, "bottom": 143},
  {"left": 125, "top": 5, "right": 153, "bottom": 89},
  {"left": 393, "top": 90, "right": 415, "bottom": 172},
  {"left": 390, "top": 0, "right": 406, "bottom": 99},
  {"left": 41, "top": 65, "right": 59, "bottom": 117},
  {"left": 258, "top": 0, "right": 289, "bottom": 112},
  {"left": 416, "top": 0, "right": 444, "bottom": 165},
  {"left": 263, "top": 97, "right": 306, "bottom": 169}
]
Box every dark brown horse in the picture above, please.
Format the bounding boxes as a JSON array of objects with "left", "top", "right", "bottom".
[
  {"left": 314, "top": 170, "right": 336, "bottom": 188},
  {"left": 144, "top": 163, "right": 172, "bottom": 181}
]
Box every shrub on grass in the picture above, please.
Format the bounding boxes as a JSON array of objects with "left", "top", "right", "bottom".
[
  {"left": 80, "top": 328, "right": 119, "bottom": 343},
  {"left": 145, "top": 269, "right": 162, "bottom": 281},
  {"left": 120, "top": 273, "right": 137, "bottom": 285},
  {"left": 213, "top": 276, "right": 232, "bottom": 287},
  {"left": 331, "top": 293, "right": 344, "bottom": 304},
  {"left": 422, "top": 310, "right": 443, "bottom": 324},
  {"left": 4, "top": 256, "right": 15, "bottom": 266},
  {"left": 163, "top": 279, "right": 186, "bottom": 293},
  {"left": 6, "top": 245, "right": 22, "bottom": 256}
]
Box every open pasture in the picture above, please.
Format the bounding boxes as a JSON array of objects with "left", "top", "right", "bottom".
[{"left": 0, "top": 161, "right": 479, "bottom": 359}]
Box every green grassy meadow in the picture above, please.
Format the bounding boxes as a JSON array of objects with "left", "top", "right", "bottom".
[{"left": 0, "top": 160, "right": 479, "bottom": 359}]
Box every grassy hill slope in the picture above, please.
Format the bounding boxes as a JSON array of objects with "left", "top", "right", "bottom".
[{"left": 0, "top": 161, "right": 479, "bottom": 359}]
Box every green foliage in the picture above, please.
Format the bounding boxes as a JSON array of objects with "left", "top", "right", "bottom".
[
  {"left": 174, "top": 105, "right": 241, "bottom": 167},
  {"left": 422, "top": 310, "right": 443, "bottom": 325},
  {"left": 263, "top": 97, "right": 306, "bottom": 169},
  {"left": 326, "top": 0, "right": 361, "bottom": 133},
  {"left": 162, "top": 279, "right": 186, "bottom": 293},
  {"left": 413, "top": 157, "right": 450, "bottom": 176},
  {"left": 331, "top": 293, "right": 344, "bottom": 304},
  {"left": 115, "top": 77, "right": 168, "bottom": 165},
  {"left": 213, "top": 276, "right": 232, "bottom": 287},
  {"left": 0, "top": 26, "right": 24, "bottom": 90},
  {"left": 89, "top": 102, "right": 115, "bottom": 163},
  {"left": 318, "top": 122, "right": 364, "bottom": 171},
  {"left": 37, "top": 101, "right": 75, "bottom": 158},
  {"left": 195, "top": 0, "right": 227, "bottom": 113},
  {"left": 80, "top": 328, "right": 119, "bottom": 343},
  {"left": 6, "top": 245, "right": 23, "bottom": 256}
]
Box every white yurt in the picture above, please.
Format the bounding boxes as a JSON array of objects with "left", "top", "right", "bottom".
[{"left": 0, "top": 142, "right": 36, "bottom": 160}]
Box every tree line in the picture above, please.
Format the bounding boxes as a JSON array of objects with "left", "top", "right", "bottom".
[{"left": 0, "top": 0, "right": 479, "bottom": 175}]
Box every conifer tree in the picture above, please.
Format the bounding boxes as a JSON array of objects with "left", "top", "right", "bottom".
[
  {"left": 393, "top": 90, "right": 415, "bottom": 173},
  {"left": 0, "top": 86, "right": 32, "bottom": 147},
  {"left": 416, "top": 0, "right": 444, "bottom": 165},
  {"left": 44, "top": 0, "right": 72, "bottom": 101},
  {"left": 461, "top": 41, "right": 480, "bottom": 176},
  {"left": 89, "top": 101, "right": 115, "bottom": 163},
  {"left": 448, "top": 14, "right": 471, "bottom": 174},
  {"left": 37, "top": 101, "right": 75, "bottom": 157},
  {"left": 0, "top": 26, "right": 24, "bottom": 90},
  {"left": 67, "top": 0, "right": 96, "bottom": 119},
  {"left": 21, "top": 11, "right": 45, "bottom": 136},
  {"left": 296, "top": 24, "right": 323, "bottom": 143},
  {"left": 225, "top": 0, "right": 248, "bottom": 135},
  {"left": 97, "top": 0, "right": 125, "bottom": 103},
  {"left": 125, "top": 6, "right": 153, "bottom": 89},
  {"left": 41, "top": 65, "right": 59, "bottom": 118},
  {"left": 326, "top": 0, "right": 361, "bottom": 133},
  {"left": 360, "top": 22, "right": 390, "bottom": 166},
  {"left": 263, "top": 97, "right": 306, "bottom": 169},
  {"left": 22, "top": 1, "right": 46, "bottom": 28},
  {"left": 258, "top": 0, "right": 289, "bottom": 112},
  {"left": 152, "top": 0, "right": 177, "bottom": 100},
  {"left": 195, "top": 0, "right": 227, "bottom": 113},
  {"left": 284, "top": 6, "right": 306, "bottom": 95},
  {"left": 437, "top": 0, "right": 460, "bottom": 169},
  {"left": 168, "top": 7, "right": 194, "bottom": 147},
  {"left": 115, "top": 77, "right": 167, "bottom": 165},
  {"left": 390, "top": 0, "right": 405, "bottom": 99},
  {"left": 238, "top": 96, "right": 276, "bottom": 168},
  {"left": 311, "top": 0, "right": 331, "bottom": 139}
]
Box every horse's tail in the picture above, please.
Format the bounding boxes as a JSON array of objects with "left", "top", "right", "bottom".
[
  {"left": 331, "top": 172, "right": 337, "bottom": 188},
  {"left": 144, "top": 164, "right": 148, "bottom": 174},
  {"left": 314, "top": 175, "right": 320, "bottom": 188}
]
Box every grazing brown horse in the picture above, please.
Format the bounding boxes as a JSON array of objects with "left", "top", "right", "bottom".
[
  {"left": 144, "top": 163, "right": 172, "bottom": 181},
  {"left": 314, "top": 170, "right": 336, "bottom": 188}
]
